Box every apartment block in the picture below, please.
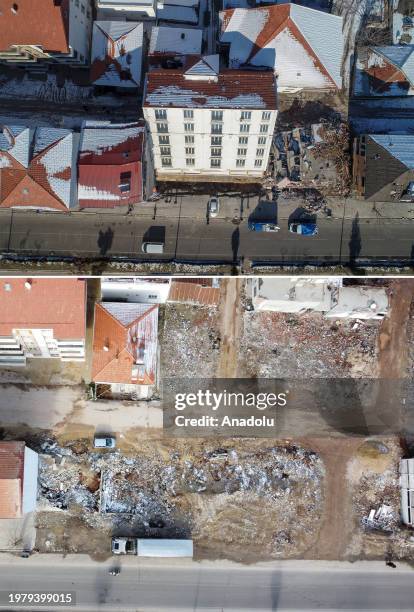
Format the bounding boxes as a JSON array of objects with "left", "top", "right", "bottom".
[
  {"left": 0, "top": 279, "right": 86, "bottom": 366},
  {"left": 143, "top": 55, "right": 277, "bottom": 181}
]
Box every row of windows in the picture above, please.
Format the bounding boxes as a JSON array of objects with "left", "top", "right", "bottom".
[
  {"left": 157, "top": 122, "right": 269, "bottom": 136},
  {"left": 161, "top": 158, "right": 264, "bottom": 168},
  {"left": 155, "top": 109, "right": 272, "bottom": 122},
  {"left": 159, "top": 135, "right": 267, "bottom": 146}
]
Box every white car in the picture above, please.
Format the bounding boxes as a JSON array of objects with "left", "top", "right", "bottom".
[
  {"left": 94, "top": 436, "right": 116, "bottom": 449},
  {"left": 208, "top": 196, "right": 220, "bottom": 217}
]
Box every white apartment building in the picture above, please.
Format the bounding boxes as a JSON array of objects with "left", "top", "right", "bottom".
[
  {"left": 96, "top": 0, "right": 162, "bottom": 20},
  {"left": 143, "top": 55, "right": 277, "bottom": 181},
  {"left": 0, "top": 0, "right": 92, "bottom": 65},
  {"left": 0, "top": 279, "right": 86, "bottom": 367}
]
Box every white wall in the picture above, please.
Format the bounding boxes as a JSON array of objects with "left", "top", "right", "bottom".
[
  {"left": 68, "top": 0, "right": 93, "bottom": 63},
  {"left": 101, "top": 279, "right": 171, "bottom": 303},
  {"left": 144, "top": 106, "right": 277, "bottom": 177},
  {"left": 22, "top": 447, "right": 39, "bottom": 515},
  {"left": 97, "top": 0, "right": 157, "bottom": 19}
]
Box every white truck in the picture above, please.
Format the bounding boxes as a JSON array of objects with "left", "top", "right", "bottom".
[{"left": 112, "top": 537, "right": 193, "bottom": 558}]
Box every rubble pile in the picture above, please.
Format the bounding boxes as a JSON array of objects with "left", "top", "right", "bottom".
[
  {"left": 240, "top": 311, "right": 380, "bottom": 378},
  {"left": 161, "top": 304, "right": 220, "bottom": 377},
  {"left": 37, "top": 439, "right": 324, "bottom": 561}
]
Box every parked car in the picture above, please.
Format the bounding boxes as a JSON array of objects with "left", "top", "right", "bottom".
[
  {"left": 142, "top": 242, "right": 164, "bottom": 254},
  {"left": 248, "top": 221, "right": 280, "bottom": 232},
  {"left": 94, "top": 436, "right": 116, "bottom": 449},
  {"left": 289, "top": 222, "right": 318, "bottom": 236},
  {"left": 112, "top": 537, "right": 137, "bottom": 555},
  {"left": 208, "top": 196, "right": 220, "bottom": 217}
]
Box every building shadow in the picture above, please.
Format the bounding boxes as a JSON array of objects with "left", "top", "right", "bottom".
[
  {"left": 97, "top": 227, "right": 114, "bottom": 256},
  {"left": 349, "top": 211, "right": 361, "bottom": 267}
]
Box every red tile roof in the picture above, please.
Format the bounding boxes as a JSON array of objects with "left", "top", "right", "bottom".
[
  {"left": 144, "top": 69, "right": 277, "bottom": 109},
  {"left": 92, "top": 302, "right": 158, "bottom": 385},
  {"left": 0, "top": 442, "right": 25, "bottom": 519},
  {"left": 0, "top": 278, "right": 86, "bottom": 339},
  {"left": 78, "top": 124, "right": 144, "bottom": 208},
  {"left": 169, "top": 280, "right": 220, "bottom": 306},
  {"left": 0, "top": 0, "right": 69, "bottom": 54}
]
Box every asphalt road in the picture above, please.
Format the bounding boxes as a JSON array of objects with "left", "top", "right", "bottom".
[
  {"left": 0, "top": 557, "right": 412, "bottom": 612},
  {"left": 1, "top": 209, "right": 414, "bottom": 267}
]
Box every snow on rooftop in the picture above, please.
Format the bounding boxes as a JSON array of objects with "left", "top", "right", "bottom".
[
  {"left": 0, "top": 125, "right": 30, "bottom": 168},
  {"left": 80, "top": 123, "right": 143, "bottom": 156},
  {"left": 370, "top": 134, "right": 414, "bottom": 169},
  {"left": 38, "top": 132, "right": 73, "bottom": 207},
  {"left": 146, "top": 84, "right": 267, "bottom": 108},
  {"left": 91, "top": 21, "right": 143, "bottom": 88},
  {"left": 149, "top": 26, "right": 203, "bottom": 55},
  {"left": 157, "top": 4, "right": 198, "bottom": 24}
]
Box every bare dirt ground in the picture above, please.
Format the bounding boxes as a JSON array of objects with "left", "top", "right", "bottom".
[{"left": 216, "top": 278, "right": 243, "bottom": 378}]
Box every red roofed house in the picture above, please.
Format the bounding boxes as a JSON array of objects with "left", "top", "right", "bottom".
[
  {"left": 0, "top": 0, "right": 92, "bottom": 65},
  {"left": 0, "top": 278, "right": 86, "bottom": 366},
  {"left": 0, "top": 125, "right": 77, "bottom": 211},
  {"left": 220, "top": 3, "right": 343, "bottom": 92},
  {"left": 0, "top": 442, "right": 38, "bottom": 519},
  {"left": 92, "top": 302, "right": 159, "bottom": 398},
  {"left": 78, "top": 122, "right": 145, "bottom": 208},
  {"left": 143, "top": 54, "right": 277, "bottom": 182}
]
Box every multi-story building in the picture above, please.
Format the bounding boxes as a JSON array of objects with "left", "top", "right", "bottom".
[
  {"left": 0, "top": 0, "right": 93, "bottom": 65},
  {"left": 0, "top": 442, "right": 38, "bottom": 519},
  {"left": 143, "top": 55, "right": 277, "bottom": 181},
  {"left": 0, "top": 279, "right": 86, "bottom": 366}
]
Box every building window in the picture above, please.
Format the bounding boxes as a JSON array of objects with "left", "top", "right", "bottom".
[
  {"left": 155, "top": 109, "right": 167, "bottom": 120},
  {"left": 184, "top": 123, "right": 194, "bottom": 132},
  {"left": 256, "top": 148, "right": 265, "bottom": 157},
  {"left": 119, "top": 171, "right": 131, "bottom": 193},
  {"left": 239, "top": 136, "right": 248, "bottom": 145},
  {"left": 159, "top": 135, "right": 170, "bottom": 145},
  {"left": 237, "top": 148, "right": 247, "bottom": 157},
  {"left": 211, "top": 148, "right": 222, "bottom": 157},
  {"left": 160, "top": 146, "right": 171, "bottom": 156},
  {"left": 255, "top": 159, "right": 263, "bottom": 167},
  {"left": 211, "top": 110, "right": 223, "bottom": 121},
  {"left": 161, "top": 157, "right": 172, "bottom": 167},
  {"left": 183, "top": 109, "right": 194, "bottom": 119},
  {"left": 156, "top": 122, "right": 168, "bottom": 133},
  {"left": 236, "top": 159, "right": 245, "bottom": 167},
  {"left": 258, "top": 136, "right": 266, "bottom": 145},
  {"left": 241, "top": 111, "right": 251, "bottom": 120},
  {"left": 211, "top": 123, "right": 222, "bottom": 134},
  {"left": 211, "top": 158, "right": 221, "bottom": 168},
  {"left": 262, "top": 111, "right": 271, "bottom": 121},
  {"left": 260, "top": 124, "right": 269, "bottom": 133},
  {"left": 211, "top": 136, "right": 222, "bottom": 146},
  {"left": 240, "top": 124, "right": 250, "bottom": 133},
  {"left": 185, "top": 135, "right": 194, "bottom": 144},
  {"left": 186, "top": 158, "right": 195, "bottom": 166},
  {"left": 185, "top": 147, "right": 195, "bottom": 155}
]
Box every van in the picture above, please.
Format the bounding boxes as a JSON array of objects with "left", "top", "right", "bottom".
[
  {"left": 142, "top": 242, "right": 164, "bottom": 254},
  {"left": 94, "top": 436, "right": 116, "bottom": 449}
]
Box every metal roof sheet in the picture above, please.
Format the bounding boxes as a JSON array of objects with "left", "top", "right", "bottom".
[
  {"left": 375, "top": 45, "right": 414, "bottom": 84},
  {"left": 149, "top": 26, "right": 203, "bottom": 55},
  {"left": 370, "top": 134, "right": 414, "bottom": 169}
]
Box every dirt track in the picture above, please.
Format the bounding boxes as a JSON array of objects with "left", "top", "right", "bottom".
[{"left": 217, "top": 279, "right": 242, "bottom": 378}]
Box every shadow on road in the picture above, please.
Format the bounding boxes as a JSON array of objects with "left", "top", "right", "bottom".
[
  {"left": 287, "top": 207, "right": 317, "bottom": 225},
  {"left": 97, "top": 227, "right": 114, "bottom": 256},
  {"left": 231, "top": 227, "right": 240, "bottom": 263},
  {"left": 349, "top": 211, "right": 361, "bottom": 266}
]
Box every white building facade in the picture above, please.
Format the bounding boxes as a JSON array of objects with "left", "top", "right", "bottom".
[
  {"left": 96, "top": 0, "right": 161, "bottom": 19},
  {"left": 143, "top": 56, "right": 277, "bottom": 181}
]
